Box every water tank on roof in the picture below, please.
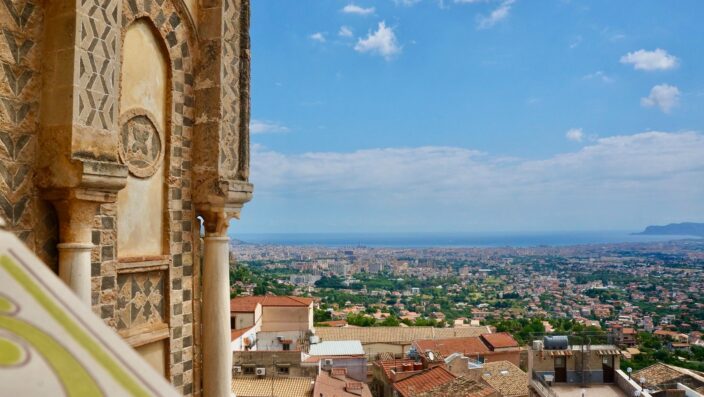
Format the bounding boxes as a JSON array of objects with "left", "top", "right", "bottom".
[{"left": 543, "top": 335, "right": 569, "bottom": 350}]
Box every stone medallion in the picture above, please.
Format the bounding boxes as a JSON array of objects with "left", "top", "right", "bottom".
[{"left": 118, "top": 109, "right": 164, "bottom": 178}]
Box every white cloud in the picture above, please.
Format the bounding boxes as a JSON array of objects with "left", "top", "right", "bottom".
[
  {"left": 309, "top": 32, "right": 326, "bottom": 42},
  {"left": 566, "top": 128, "right": 584, "bottom": 142},
  {"left": 394, "top": 0, "right": 422, "bottom": 5},
  {"left": 477, "top": 0, "right": 515, "bottom": 30},
  {"left": 250, "top": 119, "right": 290, "bottom": 134},
  {"left": 641, "top": 84, "right": 680, "bottom": 113},
  {"left": 342, "top": 4, "right": 375, "bottom": 15},
  {"left": 620, "top": 49, "right": 679, "bottom": 71},
  {"left": 249, "top": 131, "right": 704, "bottom": 231},
  {"left": 582, "top": 70, "right": 613, "bottom": 83},
  {"left": 354, "top": 22, "right": 401, "bottom": 60},
  {"left": 338, "top": 26, "right": 353, "bottom": 37},
  {"left": 454, "top": 0, "right": 490, "bottom": 3},
  {"left": 252, "top": 131, "right": 704, "bottom": 198}
]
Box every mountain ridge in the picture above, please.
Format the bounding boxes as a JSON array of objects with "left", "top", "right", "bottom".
[{"left": 634, "top": 222, "right": 704, "bottom": 237}]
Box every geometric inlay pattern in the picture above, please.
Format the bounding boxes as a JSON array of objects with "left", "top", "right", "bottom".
[
  {"left": 77, "top": 0, "right": 119, "bottom": 131},
  {"left": 219, "top": 0, "right": 241, "bottom": 181},
  {"left": 118, "top": 110, "right": 163, "bottom": 178},
  {"left": 116, "top": 270, "right": 165, "bottom": 330}
]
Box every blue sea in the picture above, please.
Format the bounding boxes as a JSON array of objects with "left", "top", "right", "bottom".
[{"left": 232, "top": 231, "right": 701, "bottom": 248}]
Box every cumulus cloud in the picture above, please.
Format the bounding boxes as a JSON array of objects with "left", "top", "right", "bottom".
[
  {"left": 354, "top": 22, "right": 401, "bottom": 60},
  {"left": 309, "top": 32, "right": 326, "bottom": 42},
  {"left": 566, "top": 128, "right": 584, "bottom": 142},
  {"left": 477, "top": 0, "right": 515, "bottom": 29},
  {"left": 620, "top": 49, "right": 679, "bottom": 71},
  {"left": 250, "top": 119, "right": 290, "bottom": 134},
  {"left": 248, "top": 131, "right": 704, "bottom": 231},
  {"left": 342, "top": 4, "right": 375, "bottom": 15},
  {"left": 338, "top": 26, "right": 353, "bottom": 37},
  {"left": 641, "top": 84, "right": 680, "bottom": 113}
]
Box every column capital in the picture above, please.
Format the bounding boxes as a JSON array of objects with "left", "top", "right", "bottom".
[
  {"left": 196, "top": 181, "right": 253, "bottom": 237},
  {"left": 43, "top": 188, "right": 112, "bottom": 244},
  {"left": 198, "top": 206, "right": 238, "bottom": 237}
]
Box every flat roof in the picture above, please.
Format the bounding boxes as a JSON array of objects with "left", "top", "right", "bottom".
[{"left": 308, "top": 341, "right": 365, "bottom": 356}]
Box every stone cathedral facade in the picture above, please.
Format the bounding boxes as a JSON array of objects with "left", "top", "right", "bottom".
[{"left": 0, "top": 0, "right": 252, "bottom": 396}]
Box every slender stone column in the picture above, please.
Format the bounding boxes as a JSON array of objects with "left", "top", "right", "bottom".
[
  {"left": 45, "top": 190, "right": 115, "bottom": 307},
  {"left": 57, "top": 243, "right": 94, "bottom": 303},
  {"left": 201, "top": 210, "right": 234, "bottom": 397}
]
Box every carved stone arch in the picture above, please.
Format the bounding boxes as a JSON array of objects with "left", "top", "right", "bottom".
[{"left": 118, "top": 2, "right": 200, "bottom": 395}]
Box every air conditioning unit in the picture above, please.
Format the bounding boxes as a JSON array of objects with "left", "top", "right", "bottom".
[
  {"left": 533, "top": 340, "right": 544, "bottom": 351},
  {"left": 255, "top": 368, "right": 266, "bottom": 376},
  {"left": 322, "top": 359, "right": 334, "bottom": 368},
  {"left": 233, "top": 366, "right": 242, "bottom": 373}
]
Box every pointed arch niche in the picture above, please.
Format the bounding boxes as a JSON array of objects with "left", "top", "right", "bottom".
[
  {"left": 116, "top": 18, "right": 171, "bottom": 377},
  {"left": 117, "top": 19, "right": 169, "bottom": 257}
]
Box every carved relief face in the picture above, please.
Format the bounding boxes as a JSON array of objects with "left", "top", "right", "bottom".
[{"left": 118, "top": 110, "right": 164, "bottom": 178}]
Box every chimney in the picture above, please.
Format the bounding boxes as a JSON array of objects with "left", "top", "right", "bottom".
[{"left": 331, "top": 367, "right": 347, "bottom": 380}]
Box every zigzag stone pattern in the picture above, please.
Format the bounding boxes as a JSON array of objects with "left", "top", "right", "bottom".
[
  {"left": 220, "top": 0, "right": 241, "bottom": 181},
  {"left": 77, "top": 0, "right": 120, "bottom": 131},
  {"left": 0, "top": 0, "right": 57, "bottom": 267}
]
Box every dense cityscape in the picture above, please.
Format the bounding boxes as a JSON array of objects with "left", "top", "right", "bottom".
[{"left": 231, "top": 238, "right": 704, "bottom": 375}]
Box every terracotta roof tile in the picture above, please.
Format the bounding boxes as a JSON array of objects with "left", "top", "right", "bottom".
[
  {"left": 315, "top": 326, "right": 492, "bottom": 344},
  {"left": 375, "top": 359, "right": 418, "bottom": 380},
  {"left": 480, "top": 333, "right": 519, "bottom": 349},
  {"left": 231, "top": 326, "right": 254, "bottom": 341},
  {"left": 314, "top": 371, "right": 372, "bottom": 397},
  {"left": 480, "top": 361, "right": 528, "bottom": 397},
  {"left": 231, "top": 376, "right": 314, "bottom": 397},
  {"left": 393, "top": 367, "right": 457, "bottom": 397},
  {"left": 415, "top": 337, "right": 490, "bottom": 358},
  {"left": 417, "top": 377, "right": 497, "bottom": 397},
  {"left": 230, "top": 296, "right": 314, "bottom": 312}
]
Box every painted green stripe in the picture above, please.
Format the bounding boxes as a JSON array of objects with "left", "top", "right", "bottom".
[
  {"left": 1, "top": 255, "right": 152, "bottom": 397},
  {"left": 0, "top": 316, "right": 103, "bottom": 396}
]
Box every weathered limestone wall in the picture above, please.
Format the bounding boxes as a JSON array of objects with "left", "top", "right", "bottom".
[
  {"left": 117, "top": 20, "right": 167, "bottom": 257},
  {"left": 0, "top": 1, "right": 252, "bottom": 396},
  {"left": 0, "top": 1, "right": 58, "bottom": 270}
]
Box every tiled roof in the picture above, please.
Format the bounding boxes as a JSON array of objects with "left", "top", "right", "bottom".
[
  {"left": 317, "top": 320, "right": 348, "bottom": 327},
  {"left": 393, "top": 367, "right": 457, "bottom": 397},
  {"left": 633, "top": 363, "right": 704, "bottom": 392},
  {"left": 480, "top": 361, "right": 528, "bottom": 397},
  {"left": 231, "top": 376, "right": 314, "bottom": 397},
  {"left": 308, "top": 341, "right": 365, "bottom": 356},
  {"left": 315, "top": 326, "right": 492, "bottom": 344},
  {"left": 313, "top": 371, "right": 372, "bottom": 397},
  {"left": 375, "top": 358, "right": 418, "bottom": 380},
  {"left": 414, "top": 337, "right": 490, "bottom": 358},
  {"left": 481, "top": 333, "right": 519, "bottom": 349},
  {"left": 231, "top": 296, "right": 314, "bottom": 312},
  {"left": 416, "top": 377, "right": 497, "bottom": 397},
  {"left": 231, "top": 326, "right": 254, "bottom": 341}
]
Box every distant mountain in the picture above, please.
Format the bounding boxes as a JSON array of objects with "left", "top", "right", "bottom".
[
  {"left": 231, "top": 238, "right": 257, "bottom": 246},
  {"left": 635, "top": 222, "right": 704, "bottom": 237}
]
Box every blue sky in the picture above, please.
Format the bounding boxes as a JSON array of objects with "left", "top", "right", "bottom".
[{"left": 234, "top": 0, "right": 704, "bottom": 234}]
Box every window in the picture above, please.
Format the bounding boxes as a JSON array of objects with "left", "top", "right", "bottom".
[
  {"left": 277, "top": 366, "right": 290, "bottom": 375},
  {"left": 283, "top": 343, "right": 290, "bottom": 351},
  {"left": 243, "top": 366, "right": 255, "bottom": 375}
]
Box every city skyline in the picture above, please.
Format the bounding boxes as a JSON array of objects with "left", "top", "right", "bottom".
[{"left": 239, "top": 0, "right": 704, "bottom": 234}]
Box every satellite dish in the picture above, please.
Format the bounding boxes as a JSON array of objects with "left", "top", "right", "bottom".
[{"left": 428, "top": 352, "right": 435, "bottom": 361}]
